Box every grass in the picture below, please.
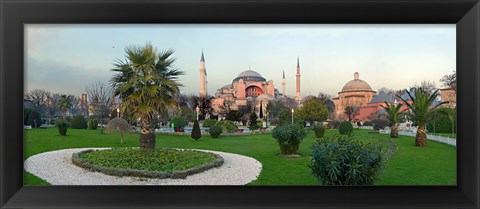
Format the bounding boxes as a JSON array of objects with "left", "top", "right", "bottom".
[
  {"left": 24, "top": 127, "right": 456, "bottom": 186},
  {"left": 78, "top": 148, "right": 217, "bottom": 172}
]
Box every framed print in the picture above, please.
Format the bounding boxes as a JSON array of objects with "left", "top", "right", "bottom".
[{"left": 1, "top": 0, "right": 479, "bottom": 208}]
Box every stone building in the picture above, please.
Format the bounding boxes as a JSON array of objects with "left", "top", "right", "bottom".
[{"left": 332, "top": 72, "right": 376, "bottom": 120}]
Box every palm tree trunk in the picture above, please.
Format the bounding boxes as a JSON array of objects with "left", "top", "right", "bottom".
[
  {"left": 415, "top": 126, "right": 428, "bottom": 147},
  {"left": 390, "top": 123, "right": 398, "bottom": 138},
  {"left": 139, "top": 121, "right": 155, "bottom": 152}
]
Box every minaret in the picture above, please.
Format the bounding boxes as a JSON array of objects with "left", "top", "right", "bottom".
[
  {"left": 282, "top": 70, "right": 286, "bottom": 97},
  {"left": 295, "top": 57, "right": 301, "bottom": 103},
  {"left": 199, "top": 51, "right": 207, "bottom": 98}
]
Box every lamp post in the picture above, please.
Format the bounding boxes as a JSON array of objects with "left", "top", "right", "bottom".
[
  {"left": 196, "top": 106, "right": 200, "bottom": 121},
  {"left": 291, "top": 108, "right": 294, "bottom": 124},
  {"left": 116, "top": 107, "right": 120, "bottom": 118}
]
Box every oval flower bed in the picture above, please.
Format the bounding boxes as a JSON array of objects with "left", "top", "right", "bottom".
[{"left": 72, "top": 148, "right": 224, "bottom": 179}]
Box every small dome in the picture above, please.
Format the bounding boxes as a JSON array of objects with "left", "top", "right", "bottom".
[
  {"left": 376, "top": 109, "right": 388, "bottom": 116},
  {"left": 370, "top": 92, "right": 394, "bottom": 103},
  {"left": 233, "top": 70, "right": 266, "bottom": 82},
  {"left": 341, "top": 72, "right": 373, "bottom": 92},
  {"left": 300, "top": 95, "right": 316, "bottom": 104},
  {"left": 256, "top": 93, "right": 274, "bottom": 102}
]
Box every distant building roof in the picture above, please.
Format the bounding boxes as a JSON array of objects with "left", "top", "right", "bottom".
[
  {"left": 233, "top": 70, "right": 266, "bottom": 82},
  {"left": 341, "top": 72, "right": 374, "bottom": 92},
  {"left": 370, "top": 92, "right": 394, "bottom": 103}
]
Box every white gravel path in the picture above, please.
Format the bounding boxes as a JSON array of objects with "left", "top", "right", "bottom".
[{"left": 24, "top": 148, "right": 262, "bottom": 185}]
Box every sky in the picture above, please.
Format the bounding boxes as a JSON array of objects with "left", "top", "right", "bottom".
[{"left": 25, "top": 24, "right": 455, "bottom": 98}]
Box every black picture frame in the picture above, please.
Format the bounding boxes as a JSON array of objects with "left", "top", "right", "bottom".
[{"left": 1, "top": 0, "right": 479, "bottom": 208}]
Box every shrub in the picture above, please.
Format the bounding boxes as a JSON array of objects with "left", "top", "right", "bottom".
[
  {"left": 313, "top": 123, "right": 326, "bottom": 138},
  {"left": 27, "top": 109, "right": 43, "bottom": 128},
  {"left": 71, "top": 115, "right": 87, "bottom": 129},
  {"left": 202, "top": 119, "right": 217, "bottom": 127},
  {"left": 372, "top": 119, "right": 390, "bottom": 130},
  {"left": 249, "top": 112, "right": 259, "bottom": 130},
  {"left": 216, "top": 120, "right": 238, "bottom": 133},
  {"left": 191, "top": 120, "right": 202, "bottom": 140},
  {"left": 272, "top": 124, "right": 307, "bottom": 155},
  {"left": 427, "top": 108, "right": 456, "bottom": 133},
  {"left": 363, "top": 121, "right": 373, "bottom": 126},
  {"left": 209, "top": 126, "right": 223, "bottom": 138},
  {"left": 24, "top": 108, "right": 33, "bottom": 125},
  {"left": 56, "top": 119, "right": 69, "bottom": 136},
  {"left": 310, "top": 135, "right": 383, "bottom": 185},
  {"left": 327, "top": 120, "right": 341, "bottom": 129},
  {"left": 88, "top": 119, "right": 98, "bottom": 130},
  {"left": 226, "top": 110, "right": 243, "bottom": 121},
  {"left": 171, "top": 116, "right": 187, "bottom": 129},
  {"left": 339, "top": 121, "right": 353, "bottom": 135}
]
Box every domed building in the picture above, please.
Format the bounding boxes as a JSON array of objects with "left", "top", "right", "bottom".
[
  {"left": 354, "top": 91, "right": 394, "bottom": 121},
  {"left": 332, "top": 72, "right": 377, "bottom": 120},
  {"left": 210, "top": 69, "right": 279, "bottom": 115}
]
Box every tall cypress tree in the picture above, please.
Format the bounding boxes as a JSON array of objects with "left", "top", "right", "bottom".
[
  {"left": 191, "top": 119, "right": 202, "bottom": 140},
  {"left": 259, "top": 101, "right": 264, "bottom": 119}
]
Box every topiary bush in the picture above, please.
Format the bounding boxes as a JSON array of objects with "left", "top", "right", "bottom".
[
  {"left": 339, "top": 121, "right": 353, "bottom": 135},
  {"left": 202, "top": 119, "right": 217, "bottom": 127},
  {"left": 27, "top": 109, "right": 43, "bottom": 128},
  {"left": 310, "top": 135, "right": 383, "bottom": 185},
  {"left": 191, "top": 120, "right": 202, "bottom": 140},
  {"left": 24, "top": 108, "right": 33, "bottom": 125},
  {"left": 372, "top": 119, "right": 390, "bottom": 130},
  {"left": 71, "top": 115, "right": 87, "bottom": 129},
  {"left": 272, "top": 123, "right": 307, "bottom": 155},
  {"left": 56, "top": 119, "right": 69, "bottom": 136},
  {"left": 171, "top": 116, "right": 187, "bottom": 132},
  {"left": 313, "top": 123, "right": 326, "bottom": 138},
  {"left": 209, "top": 126, "right": 223, "bottom": 138},
  {"left": 88, "top": 119, "right": 98, "bottom": 130},
  {"left": 216, "top": 120, "right": 238, "bottom": 133}
]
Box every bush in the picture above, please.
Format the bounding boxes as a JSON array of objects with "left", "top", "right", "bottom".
[
  {"left": 216, "top": 120, "right": 238, "bottom": 133},
  {"left": 209, "top": 126, "right": 223, "bottom": 138},
  {"left": 313, "top": 123, "right": 326, "bottom": 138},
  {"left": 24, "top": 108, "right": 33, "bottom": 125},
  {"left": 71, "top": 115, "right": 87, "bottom": 129},
  {"left": 226, "top": 110, "right": 243, "bottom": 121},
  {"left": 363, "top": 121, "right": 373, "bottom": 126},
  {"left": 191, "top": 120, "right": 202, "bottom": 140},
  {"left": 249, "top": 112, "right": 259, "bottom": 130},
  {"left": 88, "top": 119, "right": 98, "bottom": 130},
  {"left": 339, "top": 121, "right": 353, "bottom": 135},
  {"left": 202, "top": 119, "right": 217, "bottom": 128},
  {"left": 427, "top": 108, "right": 456, "bottom": 133},
  {"left": 272, "top": 124, "right": 307, "bottom": 155},
  {"left": 171, "top": 116, "right": 187, "bottom": 129},
  {"left": 27, "top": 109, "right": 43, "bottom": 128},
  {"left": 327, "top": 120, "right": 341, "bottom": 129},
  {"left": 310, "top": 135, "right": 383, "bottom": 185},
  {"left": 372, "top": 119, "right": 390, "bottom": 130},
  {"left": 56, "top": 119, "right": 69, "bottom": 136}
]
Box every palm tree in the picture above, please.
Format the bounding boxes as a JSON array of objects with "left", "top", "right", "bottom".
[
  {"left": 58, "top": 95, "right": 72, "bottom": 120},
  {"left": 380, "top": 102, "right": 404, "bottom": 138},
  {"left": 398, "top": 87, "right": 447, "bottom": 147},
  {"left": 110, "top": 43, "right": 184, "bottom": 152}
]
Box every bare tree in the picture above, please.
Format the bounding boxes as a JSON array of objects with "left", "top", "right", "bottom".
[
  {"left": 344, "top": 105, "right": 360, "bottom": 122},
  {"left": 26, "top": 89, "right": 50, "bottom": 115},
  {"left": 412, "top": 80, "right": 437, "bottom": 94},
  {"left": 86, "top": 82, "right": 115, "bottom": 124},
  {"left": 45, "top": 93, "right": 61, "bottom": 121},
  {"left": 317, "top": 92, "right": 332, "bottom": 102},
  {"left": 440, "top": 70, "right": 456, "bottom": 92}
]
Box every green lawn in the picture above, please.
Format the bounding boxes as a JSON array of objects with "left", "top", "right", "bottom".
[{"left": 24, "top": 128, "right": 456, "bottom": 186}]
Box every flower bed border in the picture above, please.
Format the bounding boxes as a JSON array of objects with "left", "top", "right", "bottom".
[{"left": 72, "top": 148, "right": 224, "bottom": 179}]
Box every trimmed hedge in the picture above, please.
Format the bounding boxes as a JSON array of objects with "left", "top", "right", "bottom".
[
  {"left": 209, "top": 126, "right": 223, "bottom": 138},
  {"left": 71, "top": 115, "right": 87, "bottom": 129},
  {"left": 72, "top": 148, "right": 224, "bottom": 179},
  {"left": 372, "top": 119, "right": 390, "bottom": 130},
  {"left": 202, "top": 119, "right": 217, "bottom": 127},
  {"left": 191, "top": 120, "right": 202, "bottom": 140},
  {"left": 27, "top": 109, "right": 42, "bottom": 128},
  {"left": 216, "top": 120, "right": 238, "bottom": 133},
  {"left": 339, "top": 121, "right": 353, "bottom": 135}
]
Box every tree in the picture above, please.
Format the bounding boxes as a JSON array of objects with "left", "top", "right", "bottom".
[
  {"left": 226, "top": 110, "right": 243, "bottom": 121},
  {"left": 249, "top": 112, "right": 259, "bottom": 130},
  {"left": 26, "top": 89, "right": 50, "bottom": 115},
  {"left": 344, "top": 105, "right": 359, "bottom": 122},
  {"left": 45, "top": 93, "right": 61, "bottom": 122},
  {"left": 58, "top": 95, "right": 72, "bottom": 120},
  {"left": 259, "top": 101, "right": 264, "bottom": 119},
  {"left": 413, "top": 80, "right": 437, "bottom": 94},
  {"left": 296, "top": 97, "right": 329, "bottom": 125},
  {"left": 106, "top": 117, "right": 132, "bottom": 144},
  {"left": 110, "top": 43, "right": 184, "bottom": 152},
  {"left": 189, "top": 95, "right": 213, "bottom": 119},
  {"left": 380, "top": 102, "right": 405, "bottom": 138},
  {"left": 191, "top": 120, "right": 201, "bottom": 140},
  {"left": 86, "top": 82, "right": 115, "bottom": 125},
  {"left": 440, "top": 70, "right": 456, "bottom": 92},
  {"left": 398, "top": 87, "right": 447, "bottom": 147}
]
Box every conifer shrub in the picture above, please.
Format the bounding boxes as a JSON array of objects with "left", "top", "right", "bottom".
[
  {"left": 372, "top": 119, "right": 390, "bottom": 130},
  {"left": 88, "top": 119, "right": 98, "bottom": 130},
  {"left": 27, "top": 109, "right": 43, "bottom": 128},
  {"left": 56, "top": 119, "right": 69, "bottom": 136},
  {"left": 24, "top": 108, "right": 33, "bottom": 125},
  {"left": 272, "top": 123, "right": 307, "bottom": 155},
  {"left": 339, "top": 121, "right": 353, "bottom": 135},
  {"left": 209, "top": 126, "right": 223, "bottom": 138},
  {"left": 216, "top": 120, "right": 238, "bottom": 133},
  {"left": 310, "top": 135, "right": 383, "bottom": 185},
  {"left": 191, "top": 120, "right": 202, "bottom": 140},
  {"left": 202, "top": 119, "right": 217, "bottom": 127},
  {"left": 249, "top": 112, "right": 259, "bottom": 130},
  {"left": 313, "top": 123, "right": 326, "bottom": 138},
  {"left": 71, "top": 115, "right": 87, "bottom": 129}
]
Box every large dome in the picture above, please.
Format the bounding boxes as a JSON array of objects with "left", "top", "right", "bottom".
[
  {"left": 233, "top": 70, "right": 266, "bottom": 82},
  {"left": 341, "top": 72, "right": 373, "bottom": 92}
]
